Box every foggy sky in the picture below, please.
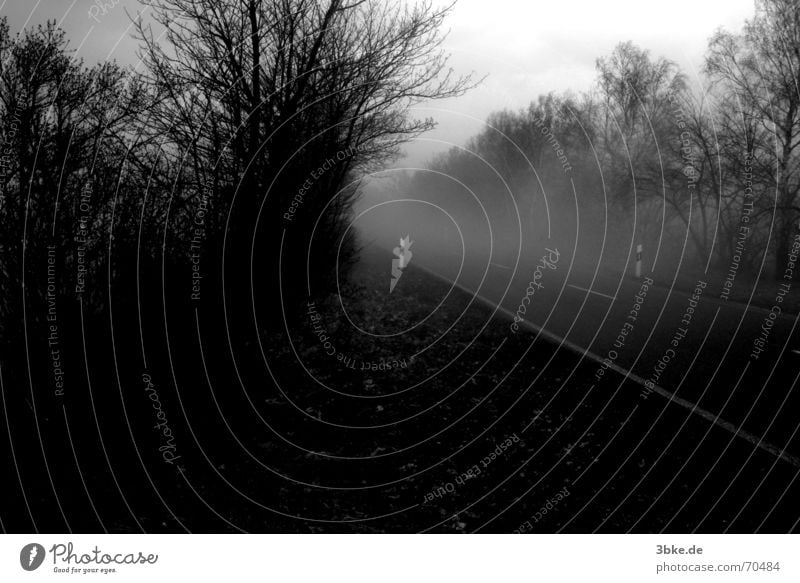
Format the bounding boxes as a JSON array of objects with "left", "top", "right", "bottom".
[{"left": 0, "top": 0, "right": 754, "bottom": 167}]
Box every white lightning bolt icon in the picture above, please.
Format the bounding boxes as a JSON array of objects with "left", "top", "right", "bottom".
[{"left": 29, "top": 546, "right": 38, "bottom": 566}]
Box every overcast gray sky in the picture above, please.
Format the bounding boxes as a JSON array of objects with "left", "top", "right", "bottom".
[
  {"left": 1, "top": 0, "right": 756, "bottom": 166},
  {"left": 408, "top": 0, "right": 755, "bottom": 166}
]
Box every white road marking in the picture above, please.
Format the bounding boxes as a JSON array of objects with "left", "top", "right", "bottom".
[
  {"left": 416, "top": 264, "right": 800, "bottom": 469},
  {"left": 792, "top": 349, "right": 800, "bottom": 355},
  {"left": 568, "top": 283, "right": 617, "bottom": 301},
  {"left": 490, "top": 262, "right": 511, "bottom": 270}
]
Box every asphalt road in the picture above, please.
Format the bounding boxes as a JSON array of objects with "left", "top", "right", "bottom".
[{"left": 386, "top": 239, "right": 800, "bottom": 467}]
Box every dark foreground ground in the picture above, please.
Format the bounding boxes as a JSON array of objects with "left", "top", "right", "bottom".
[
  {"left": 2, "top": 245, "right": 799, "bottom": 533},
  {"left": 285, "top": 248, "right": 800, "bottom": 532}
]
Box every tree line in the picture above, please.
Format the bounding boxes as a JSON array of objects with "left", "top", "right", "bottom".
[
  {"left": 411, "top": 0, "right": 800, "bottom": 283},
  {"left": 0, "top": 0, "right": 471, "bottom": 354}
]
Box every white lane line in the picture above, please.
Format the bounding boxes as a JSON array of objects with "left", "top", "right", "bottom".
[
  {"left": 568, "top": 283, "right": 617, "bottom": 301},
  {"left": 417, "top": 264, "right": 800, "bottom": 469}
]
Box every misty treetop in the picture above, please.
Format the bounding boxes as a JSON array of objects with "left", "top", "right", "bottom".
[{"left": 412, "top": 0, "right": 800, "bottom": 283}]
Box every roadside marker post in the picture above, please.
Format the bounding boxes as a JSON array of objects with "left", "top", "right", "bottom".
[{"left": 635, "top": 244, "right": 642, "bottom": 278}]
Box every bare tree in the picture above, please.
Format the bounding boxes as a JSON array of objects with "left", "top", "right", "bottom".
[
  {"left": 594, "top": 42, "right": 686, "bottom": 214},
  {"left": 0, "top": 18, "right": 148, "bottom": 346},
  {"left": 134, "top": 0, "right": 473, "bottom": 302},
  {"left": 706, "top": 0, "right": 800, "bottom": 279}
]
